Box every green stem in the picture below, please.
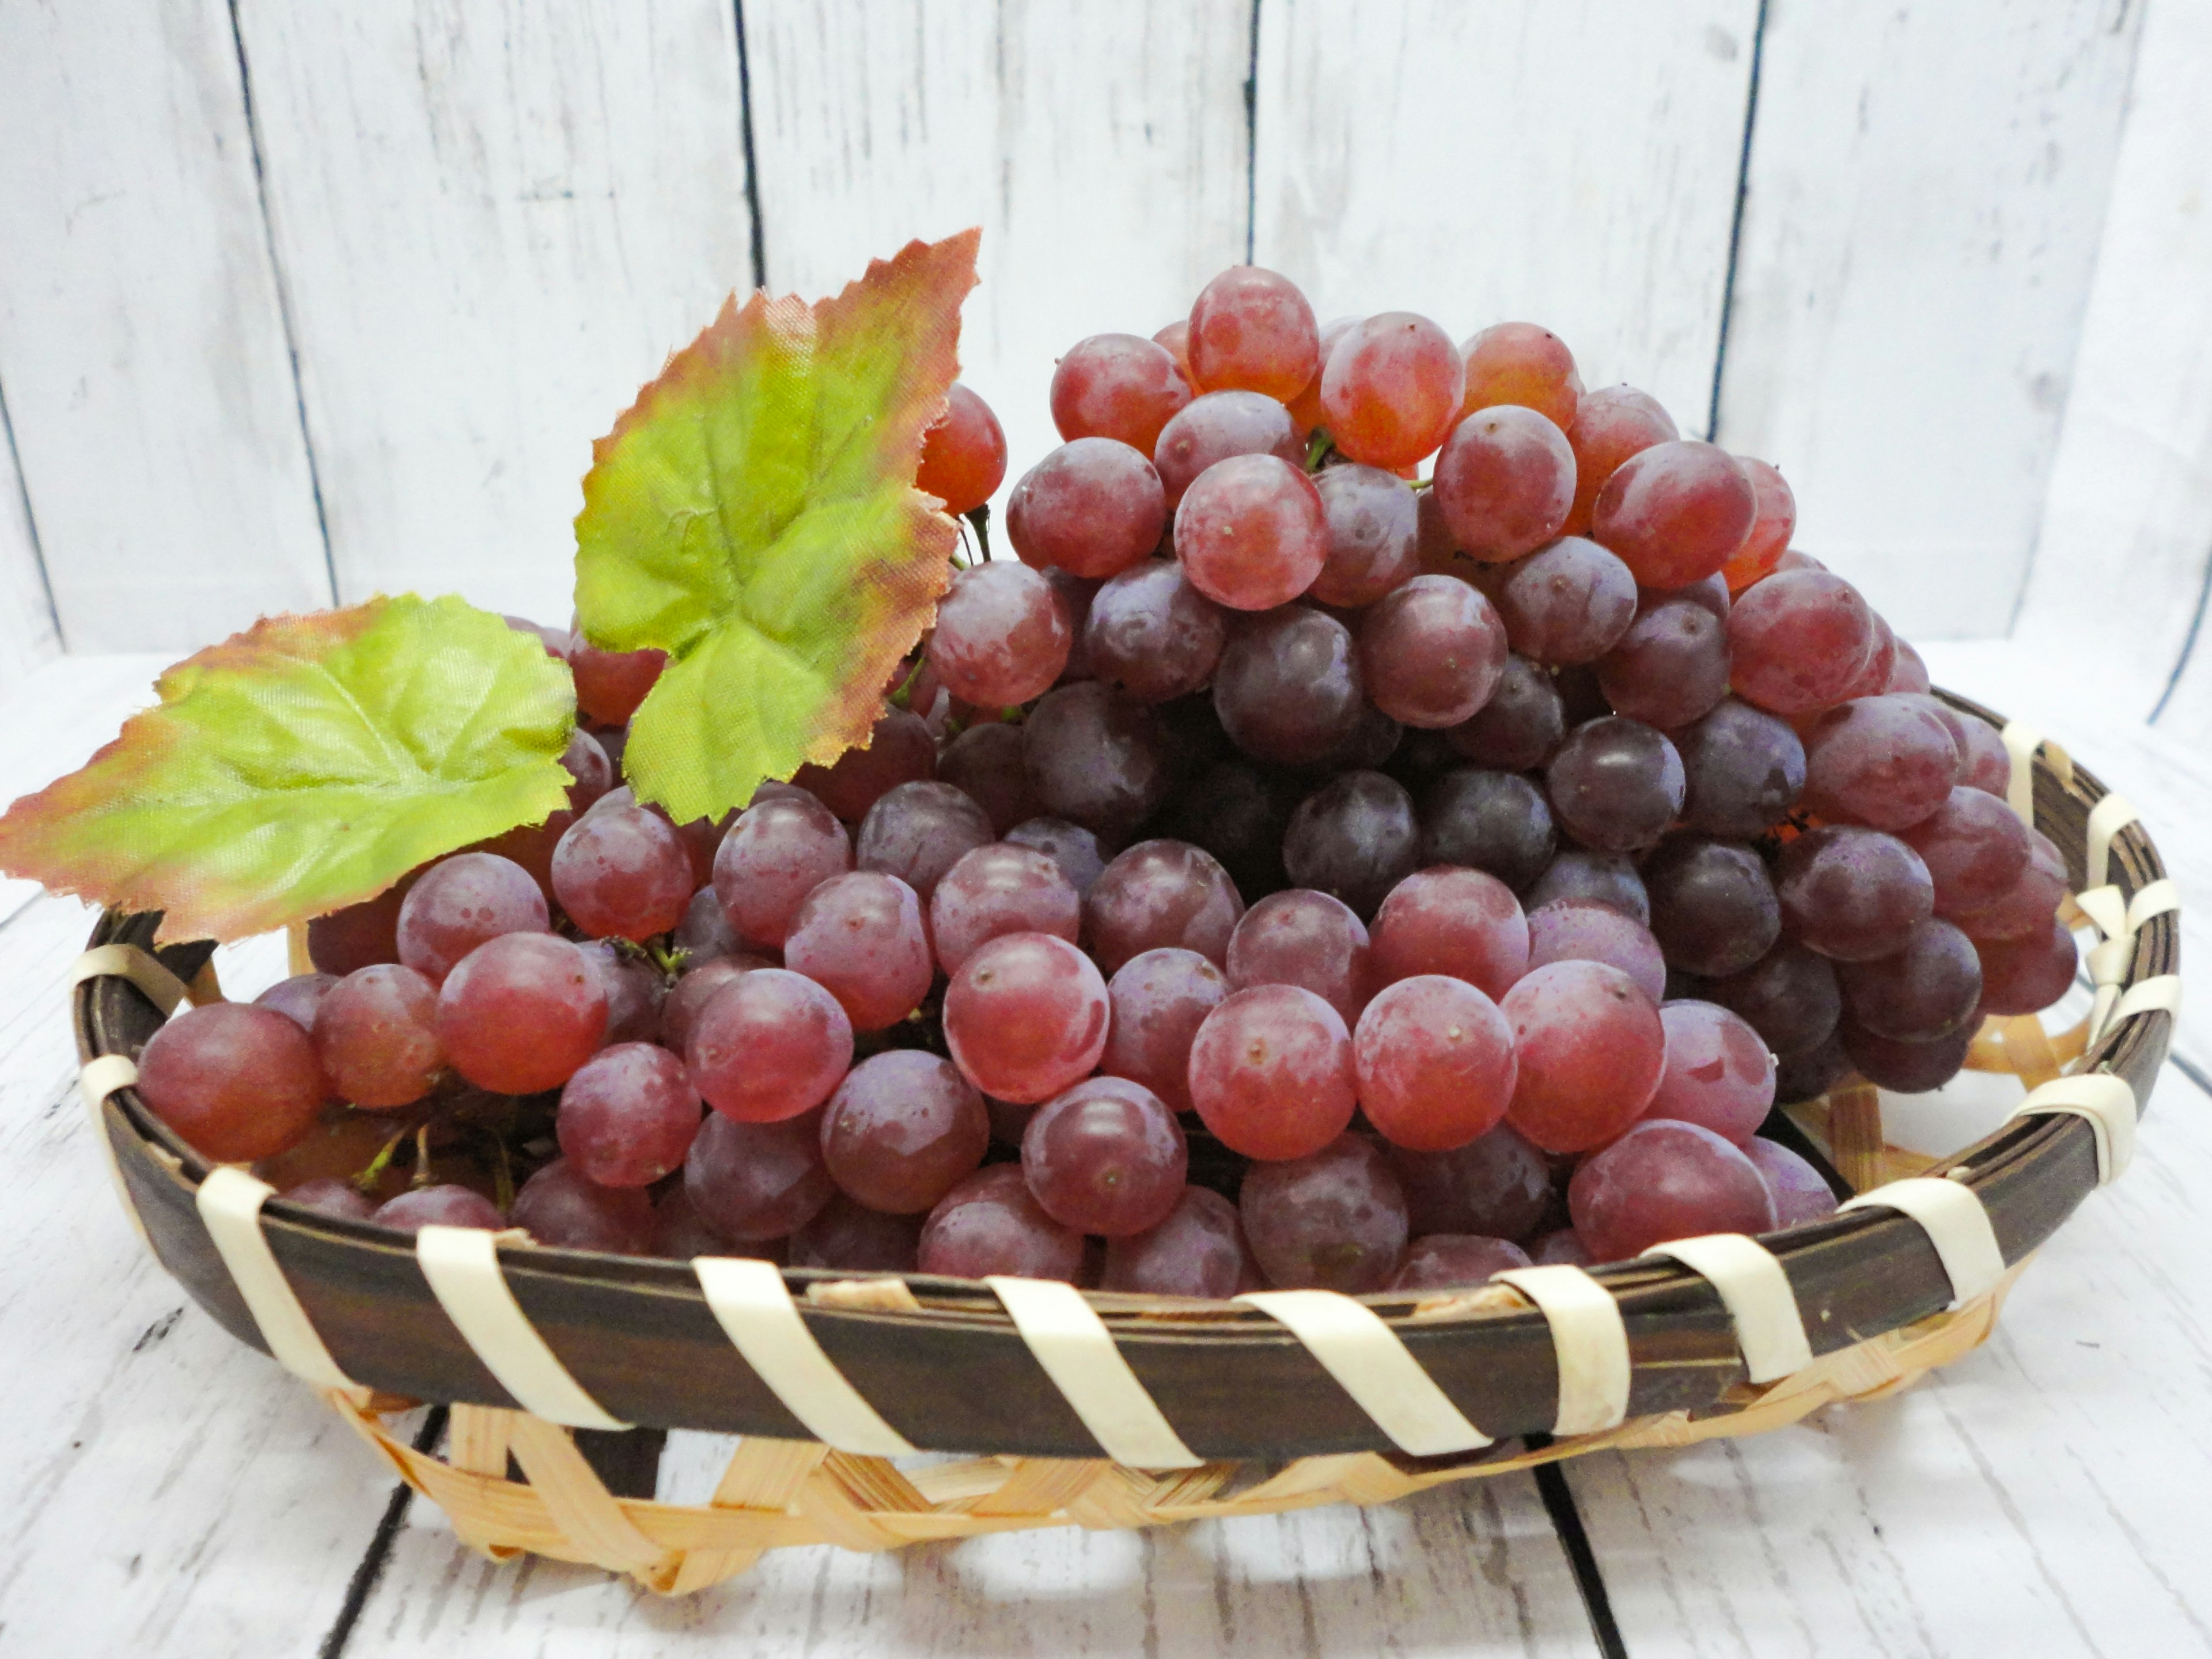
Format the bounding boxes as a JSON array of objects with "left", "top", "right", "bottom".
[
  {"left": 1304, "top": 429, "right": 1335, "bottom": 472},
  {"left": 350, "top": 1120, "right": 415, "bottom": 1196},
  {"left": 411, "top": 1122, "right": 435, "bottom": 1189},
  {"left": 966, "top": 503, "right": 993, "bottom": 561},
  {"left": 1410, "top": 475, "right": 1434, "bottom": 493},
  {"left": 888, "top": 651, "right": 930, "bottom": 710},
  {"left": 648, "top": 940, "right": 688, "bottom": 976}
]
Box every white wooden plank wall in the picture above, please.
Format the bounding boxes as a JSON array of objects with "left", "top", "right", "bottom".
[
  {"left": 744, "top": 0, "right": 1255, "bottom": 489},
  {"left": 0, "top": 401, "right": 60, "bottom": 692},
  {"left": 230, "top": 0, "right": 757, "bottom": 630},
  {"left": 0, "top": 0, "right": 335, "bottom": 652},
  {"left": 1714, "top": 0, "right": 2142, "bottom": 641},
  {"left": 1254, "top": 0, "right": 1759, "bottom": 435}
]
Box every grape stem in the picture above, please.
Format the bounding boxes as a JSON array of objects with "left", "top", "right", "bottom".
[
  {"left": 966, "top": 503, "right": 993, "bottom": 561},
  {"left": 1410, "top": 476, "right": 1434, "bottom": 493},
  {"left": 350, "top": 1118, "right": 416, "bottom": 1195},
  {"left": 647, "top": 940, "right": 688, "bottom": 976},
  {"left": 888, "top": 652, "right": 930, "bottom": 711},
  {"left": 1304, "top": 429, "right": 1336, "bottom": 472},
  {"left": 412, "top": 1122, "right": 435, "bottom": 1188}
]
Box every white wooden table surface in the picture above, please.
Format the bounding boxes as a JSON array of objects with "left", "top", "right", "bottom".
[{"left": 1, "top": 645, "right": 2206, "bottom": 1659}]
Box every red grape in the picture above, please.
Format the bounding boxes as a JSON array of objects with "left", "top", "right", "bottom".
[
  {"left": 513, "top": 1158, "right": 655, "bottom": 1254},
  {"left": 306, "top": 881, "right": 411, "bottom": 976},
  {"left": 1391, "top": 1235, "right": 1533, "bottom": 1291},
  {"left": 435, "top": 933, "right": 607, "bottom": 1094},
  {"left": 1369, "top": 866, "right": 1529, "bottom": 998},
  {"left": 1955, "top": 830, "right": 2066, "bottom": 942},
  {"left": 927, "top": 562, "right": 1073, "bottom": 709},
  {"left": 1083, "top": 839, "right": 1245, "bottom": 974},
  {"left": 782, "top": 871, "right": 933, "bottom": 1032},
  {"left": 1100, "top": 1185, "right": 1250, "bottom": 1298},
  {"left": 789, "top": 1197, "right": 923, "bottom": 1272},
  {"left": 552, "top": 803, "right": 694, "bottom": 941},
  {"left": 712, "top": 790, "right": 853, "bottom": 946},
  {"left": 1544, "top": 716, "right": 1685, "bottom": 852},
  {"left": 1311, "top": 464, "right": 1422, "bottom": 607},
  {"left": 856, "top": 781, "right": 994, "bottom": 902},
  {"left": 1386, "top": 1121, "right": 1552, "bottom": 1240},
  {"left": 313, "top": 964, "right": 444, "bottom": 1108},
  {"left": 137, "top": 1003, "right": 325, "bottom": 1162},
  {"left": 1887, "top": 638, "right": 1933, "bottom": 696},
  {"left": 1321, "top": 312, "right": 1464, "bottom": 468},
  {"left": 372, "top": 1184, "right": 506, "bottom": 1233},
  {"left": 1083, "top": 559, "right": 1228, "bottom": 704},
  {"left": 1775, "top": 825, "right": 1935, "bottom": 961},
  {"left": 1227, "top": 889, "right": 1373, "bottom": 1024},
  {"left": 396, "top": 852, "right": 550, "bottom": 984},
  {"left": 1838, "top": 918, "right": 1983, "bottom": 1040},
  {"left": 557, "top": 1043, "right": 703, "bottom": 1187},
  {"left": 1175, "top": 453, "right": 1330, "bottom": 611},
  {"left": 255, "top": 972, "right": 338, "bottom": 1033},
  {"left": 560, "top": 728, "right": 613, "bottom": 812},
  {"left": 1213, "top": 605, "right": 1365, "bottom": 766},
  {"left": 1900, "top": 786, "right": 2034, "bottom": 921},
  {"left": 688, "top": 967, "right": 853, "bottom": 1123},
  {"left": 1744, "top": 1137, "right": 1839, "bottom": 1226},
  {"left": 820, "top": 1049, "right": 990, "bottom": 1214},
  {"left": 794, "top": 707, "right": 935, "bottom": 821},
  {"left": 569, "top": 638, "right": 666, "bottom": 728},
  {"left": 1433, "top": 406, "right": 1577, "bottom": 562},
  {"left": 1564, "top": 385, "right": 1677, "bottom": 537},
  {"left": 1460, "top": 322, "right": 1582, "bottom": 433},
  {"left": 1446, "top": 657, "right": 1567, "bottom": 772},
  {"left": 944, "top": 931, "right": 1111, "bottom": 1104},
  {"left": 685, "top": 1107, "right": 836, "bottom": 1241},
  {"left": 1022, "top": 1075, "right": 1188, "bottom": 1236},
  {"left": 1286, "top": 315, "right": 1358, "bottom": 435},
  {"left": 1645, "top": 1000, "right": 1775, "bottom": 1144},
  {"left": 1976, "top": 915, "right": 2080, "bottom": 1016},
  {"left": 1021, "top": 681, "right": 1175, "bottom": 836},
  {"left": 1006, "top": 816, "right": 1111, "bottom": 899},
  {"left": 930, "top": 843, "right": 1081, "bottom": 974},
  {"left": 1595, "top": 594, "right": 1730, "bottom": 730},
  {"left": 1006, "top": 438, "right": 1166, "bottom": 579},
  {"left": 1643, "top": 835, "right": 1780, "bottom": 979},
  {"left": 1153, "top": 390, "right": 1302, "bottom": 509},
  {"left": 1800, "top": 696, "right": 1961, "bottom": 831},
  {"left": 1050, "top": 334, "right": 1192, "bottom": 456},
  {"left": 1354, "top": 974, "right": 1517, "bottom": 1152},
  {"left": 1493, "top": 536, "right": 1639, "bottom": 665},
  {"left": 1590, "top": 440, "right": 1755, "bottom": 588},
  {"left": 1568, "top": 1119, "right": 1777, "bottom": 1261},
  {"left": 1525, "top": 898, "right": 1666, "bottom": 1003},
  {"left": 1529, "top": 1229, "right": 1593, "bottom": 1267},
  {"left": 1187, "top": 266, "right": 1319, "bottom": 400},
  {"left": 918, "top": 1164, "right": 1086, "bottom": 1282},
  {"left": 1358, "top": 574, "right": 1509, "bottom": 728},
  {"left": 1101, "top": 946, "right": 1230, "bottom": 1113},
  {"left": 1238, "top": 1134, "right": 1409, "bottom": 1291},
  {"left": 916, "top": 382, "right": 1007, "bottom": 514},
  {"left": 1502, "top": 960, "right": 1665, "bottom": 1153},
  {"left": 937, "top": 724, "right": 1044, "bottom": 835},
  {"left": 282, "top": 1176, "right": 377, "bottom": 1222},
  {"left": 1726, "top": 570, "right": 1876, "bottom": 716},
  {"left": 1187, "top": 984, "right": 1358, "bottom": 1161},
  {"left": 1721, "top": 457, "right": 1796, "bottom": 592},
  {"left": 659, "top": 953, "right": 765, "bottom": 1055}
]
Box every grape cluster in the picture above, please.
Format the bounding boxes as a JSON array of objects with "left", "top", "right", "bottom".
[{"left": 132, "top": 264, "right": 2081, "bottom": 1292}]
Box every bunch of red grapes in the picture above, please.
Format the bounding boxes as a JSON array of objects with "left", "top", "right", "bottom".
[{"left": 131, "top": 264, "right": 2082, "bottom": 1297}]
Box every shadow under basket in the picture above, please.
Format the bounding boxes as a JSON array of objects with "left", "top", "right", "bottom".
[{"left": 69, "top": 691, "right": 2179, "bottom": 1594}]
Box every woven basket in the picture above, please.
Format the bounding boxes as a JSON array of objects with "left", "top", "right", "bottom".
[{"left": 67, "top": 691, "right": 2178, "bottom": 1594}]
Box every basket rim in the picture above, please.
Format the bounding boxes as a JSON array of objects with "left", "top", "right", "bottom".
[{"left": 70, "top": 687, "right": 2180, "bottom": 1457}]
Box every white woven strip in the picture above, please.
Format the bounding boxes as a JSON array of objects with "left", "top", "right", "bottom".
[
  {"left": 415, "top": 1225, "right": 628, "bottom": 1430},
  {"left": 2086, "top": 984, "right": 2122, "bottom": 1049},
  {"left": 2087, "top": 935, "right": 2133, "bottom": 988},
  {"left": 1641, "top": 1236, "right": 1814, "bottom": 1384},
  {"left": 2127, "top": 878, "right": 2180, "bottom": 931},
  {"left": 694, "top": 1256, "right": 915, "bottom": 1456},
  {"left": 2085, "top": 794, "right": 2140, "bottom": 893},
  {"left": 2008, "top": 1074, "right": 2138, "bottom": 1187},
  {"left": 2001, "top": 721, "right": 2043, "bottom": 825},
  {"left": 1491, "top": 1265, "right": 1631, "bottom": 1435},
  {"left": 78, "top": 1054, "right": 151, "bottom": 1244},
  {"left": 2114, "top": 974, "right": 2182, "bottom": 1024},
  {"left": 1234, "top": 1289, "right": 1493, "bottom": 1457},
  {"left": 69, "top": 944, "right": 194, "bottom": 1015},
  {"left": 2074, "top": 885, "right": 2128, "bottom": 941},
  {"left": 196, "top": 1165, "right": 363, "bottom": 1395},
  {"left": 1837, "top": 1177, "right": 2006, "bottom": 1308},
  {"left": 990, "top": 1277, "right": 1203, "bottom": 1468}
]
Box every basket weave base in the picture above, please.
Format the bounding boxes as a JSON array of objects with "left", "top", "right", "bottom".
[{"left": 328, "top": 1082, "right": 2028, "bottom": 1596}]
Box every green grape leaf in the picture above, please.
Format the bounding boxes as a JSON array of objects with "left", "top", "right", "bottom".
[
  {"left": 0, "top": 594, "right": 575, "bottom": 942},
  {"left": 574, "top": 229, "right": 978, "bottom": 824}
]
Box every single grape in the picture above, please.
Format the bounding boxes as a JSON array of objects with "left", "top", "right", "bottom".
[
  {"left": 255, "top": 972, "right": 338, "bottom": 1033},
  {"left": 1175, "top": 453, "right": 1330, "bottom": 611},
  {"left": 1676, "top": 698, "right": 1806, "bottom": 838},
  {"left": 313, "top": 964, "right": 444, "bottom": 1108},
  {"left": 1955, "top": 829, "right": 2066, "bottom": 941},
  {"left": 1706, "top": 940, "right": 1843, "bottom": 1058},
  {"left": 1589, "top": 439, "right": 1755, "bottom": 588},
  {"left": 395, "top": 852, "right": 550, "bottom": 984},
  {"left": 306, "top": 881, "right": 411, "bottom": 976},
  {"left": 1523, "top": 847, "right": 1650, "bottom": 923},
  {"left": 1502, "top": 960, "right": 1665, "bottom": 1152},
  {"left": 1525, "top": 899, "right": 1667, "bottom": 1004},
  {"left": 1568, "top": 1119, "right": 1778, "bottom": 1261},
  {"left": 1357, "top": 574, "right": 1509, "bottom": 729},
  {"left": 1800, "top": 696, "right": 1961, "bottom": 831},
  {"left": 936, "top": 724, "right": 1043, "bottom": 835},
  {"left": 672, "top": 886, "right": 743, "bottom": 968},
  {"left": 916, "top": 381, "right": 1007, "bottom": 514},
  {"left": 1369, "top": 866, "right": 1530, "bottom": 998},
  {"left": 556, "top": 1043, "right": 702, "bottom": 1187},
  {"left": 856, "top": 780, "right": 994, "bottom": 902},
  {"left": 1226, "top": 889, "right": 1373, "bottom": 1024},
  {"left": 512, "top": 1158, "right": 655, "bottom": 1254},
  {"left": 1839, "top": 1020, "right": 1975, "bottom": 1094},
  {"left": 1022, "top": 1075, "right": 1188, "bottom": 1236},
  {"left": 1083, "top": 558, "right": 1228, "bottom": 704},
  {"left": 1726, "top": 571, "right": 1877, "bottom": 715},
  {"left": 136, "top": 1003, "right": 325, "bottom": 1162},
  {"left": 552, "top": 804, "right": 694, "bottom": 942},
  {"left": 1101, "top": 947, "right": 1230, "bottom": 1113},
  {"left": 709, "top": 794, "right": 854, "bottom": 955},
  {"left": 1153, "top": 389, "right": 1303, "bottom": 509},
  {"left": 1642, "top": 835, "right": 1781, "bottom": 979},
  {"left": 1529, "top": 1229, "right": 1593, "bottom": 1266},
  {"left": 1321, "top": 312, "right": 1464, "bottom": 468},
  {"left": 793, "top": 707, "right": 936, "bottom": 822},
  {"left": 1083, "top": 839, "right": 1245, "bottom": 973},
  {"left": 1645, "top": 1001, "right": 1775, "bottom": 1144},
  {"left": 1460, "top": 322, "right": 1582, "bottom": 433},
  {"left": 1775, "top": 1031, "right": 1851, "bottom": 1101},
  {"left": 1188, "top": 984, "right": 1358, "bottom": 1161},
  {"left": 1187, "top": 265, "right": 1319, "bottom": 400},
  {"left": 818, "top": 1049, "right": 990, "bottom": 1214},
  {"left": 943, "top": 931, "right": 1111, "bottom": 1104},
  {"left": 918, "top": 1164, "right": 1087, "bottom": 1282},
  {"left": 1312, "top": 464, "right": 1422, "bottom": 607},
  {"left": 1154, "top": 319, "right": 1194, "bottom": 379},
  {"left": 1595, "top": 594, "right": 1729, "bottom": 730},
  {"left": 1976, "top": 915, "right": 2080, "bottom": 1016},
  {"left": 659, "top": 953, "right": 765, "bottom": 1054},
  {"left": 1564, "top": 385, "right": 1678, "bottom": 536},
  {"left": 1433, "top": 406, "right": 1577, "bottom": 562},
  {"left": 789, "top": 1196, "right": 923, "bottom": 1272},
  {"left": 1887, "top": 638, "right": 1934, "bottom": 695},
  {"left": 1239, "top": 1135, "right": 1409, "bottom": 1291},
  {"left": 930, "top": 843, "right": 1081, "bottom": 975},
  {"left": 1154, "top": 759, "right": 1294, "bottom": 897},
  {"left": 781, "top": 871, "right": 933, "bottom": 1031},
  {"left": 1899, "top": 785, "right": 2035, "bottom": 921},
  {"left": 1492, "top": 536, "right": 1640, "bottom": 665},
  {"left": 1391, "top": 1235, "right": 1533, "bottom": 1291},
  {"left": 1544, "top": 717, "right": 1685, "bottom": 853},
  {"left": 1005, "top": 816, "right": 1112, "bottom": 898},
  {"left": 1386, "top": 1120, "right": 1552, "bottom": 1240},
  {"left": 1354, "top": 974, "right": 1517, "bottom": 1152},
  {"left": 281, "top": 1176, "right": 377, "bottom": 1222},
  {"left": 1006, "top": 438, "right": 1166, "bottom": 579},
  {"left": 1838, "top": 918, "right": 1983, "bottom": 1041},
  {"left": 1721, "top": 457, "right": 1797, "bottom": 592},
  {"left": 685, "top": 1108, "right": 836, "bottom": 1241},
  {"left": 435, "top": 933, "right": 607, "bottom": 1094},
  {"left": 372, "top": 1184, "right": 506, "bottom": 1233},
  {"left": 1744, "top": 1137, "right": 1840, "bottom": 1226},
  {"left": 560, "top": 728, "right": 613, "bottom": 813},
  {"left": 568, "top": 638, "right": 666, "bottom": 727},
  {"left": 1446, "top": 656, "right": 1566, "bottom": 771},
  {"left": 1286, "top": 315, "right": 1358, "bottom": 435},
  {"left": 1021, "top": 681, "right": 1175, "bottom": 836},
  {"left": 1101, "top": 1185, "right": 1249, "bottom": 1298},
  {"left": 1279, "top": 771, "right": 1418, "bottom": 919},
  {"left": 1775, "top": 825, "right": 1936, "bottom": 961},
  {"left": 1212, "top": 605, "right": 1365, "bottom": 766},
  {"left": 1834, "top": 615, "right": 1902, "bottom": 703},
  {"left": 687, "top": 967, "right": 853, "bottom": 1123},
  {"left": 1051, "top": 333, "right": 1193, "bottom": 456},
  {"left": 926, "top": 561, "right": 1073, "bottom": 708}
]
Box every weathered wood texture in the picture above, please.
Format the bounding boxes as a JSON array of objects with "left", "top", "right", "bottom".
[
  {"left": 744, "top": 0, "right": 1255, "bottom": 488},
  {"left": 0, "top": 0, "right": 335, "bottom": 652},
  {"left": 1714, "top": 0, "right": 2142, "bottom": 641},
  {"left": 0, "top": 391, "right": 59, "bottom": 694},
  {"left": 1253, "top": 0, "right": 1759, "bottom": 431}
]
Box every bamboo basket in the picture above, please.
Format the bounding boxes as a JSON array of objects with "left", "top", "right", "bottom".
[{"left": 67, "top": 692, "right": 2179, "bottom": 1594}]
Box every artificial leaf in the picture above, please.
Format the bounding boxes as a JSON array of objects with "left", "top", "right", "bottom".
[
  {"left": 0, "top": 594, "right": 575, "bottom": 942},
  {"left": 574, "top": 228, "right": 978, "bottom": 823}
]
